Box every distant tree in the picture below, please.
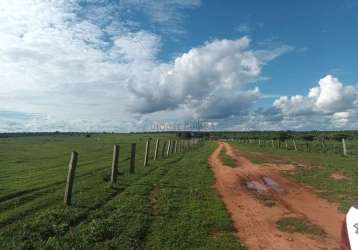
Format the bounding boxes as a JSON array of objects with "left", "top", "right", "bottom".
[
  {"left": 330, "top": 133, "right": 348, "bottom": 141},
  {"left": 277, "top": 131, "right": 291, "bottom": 141},
  {"left": 302, "top": 134, "right": 315, "bottom": 141},
  {"left": 177, "top": 132, "right": 191, "bottom": 138}
]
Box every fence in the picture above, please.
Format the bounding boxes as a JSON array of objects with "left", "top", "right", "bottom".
[
  {"left": 64, "top": 138, "right": 201, "bottom": 206},
  {"left": 233, "top": 138, "right": 358, "bottom": 157}
]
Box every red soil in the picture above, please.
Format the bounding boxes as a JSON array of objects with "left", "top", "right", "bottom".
[{"left": 209, "top": 142, "right": 344, "bottom": 250}]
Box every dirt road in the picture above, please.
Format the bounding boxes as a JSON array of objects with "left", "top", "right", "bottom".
[{"left": 209, "top": 142, "right": 344, "bottom": 250}]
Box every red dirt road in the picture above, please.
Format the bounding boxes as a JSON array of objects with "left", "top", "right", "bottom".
[{"left": 209, "top": 142, "right": 344, "bottom": 250}]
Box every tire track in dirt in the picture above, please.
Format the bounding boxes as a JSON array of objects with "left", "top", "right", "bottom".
[{"left": 209, "top": 142, "right": 344, "bottom": 250}]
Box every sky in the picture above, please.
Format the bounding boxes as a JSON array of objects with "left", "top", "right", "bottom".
[{"left": 0, "top": 0, "right": 357, "bottom": 132}]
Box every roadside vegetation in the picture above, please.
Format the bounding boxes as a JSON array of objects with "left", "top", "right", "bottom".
[{"left": 230, "top": 141, "right": 358, "bottom": 211}]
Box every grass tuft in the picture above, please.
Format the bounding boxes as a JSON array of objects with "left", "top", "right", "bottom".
[
  {"left": 276, "top": 217, "right": 325, "bottom": 236},
  {"left": 219, "top": 147, "right": 237, "bottom": 167}
]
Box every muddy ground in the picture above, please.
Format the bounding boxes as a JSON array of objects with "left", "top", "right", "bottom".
[{"left": 209, "top": 142, "right": 344, "bottom": 250}]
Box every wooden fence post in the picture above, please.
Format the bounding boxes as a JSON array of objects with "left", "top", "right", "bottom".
[
  {"left": 130, "top": 143, "right": 136, "bottom": 173},
  {"left": 271, "top": 140, "right": 274, "bottom": 148},
  {"left": 166, "top": 140, "right": 171, "bottom": 157},
  {"left": 111, "top": 144, "right": 120, "bottom": 183},
  {"left": 64, "top": 151, "right": 78, "bottom": 206},
  {"left": 342, "top": 138, "right": 347, "bottom": 156},
  {"left": 153, "top": 139, "right": 159, "bottom": 160},
  {"left": 293, "top": 139, "right": 297, "bottom": 151},
  {"left": 144, "top": 139, "right": 150, "bottom": 166},
  {"left": 174, "top": 140, "right": 177, "bottom": 153},
  {"left": 170, "top": 140, "right": 175, "bottom": 154},
  {"left": 161, "top": 141, "right": 167, "bottom": 158}
]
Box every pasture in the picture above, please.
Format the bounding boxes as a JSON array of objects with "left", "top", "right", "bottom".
[
  {"left": 0, "top": 134, "right": 242, "bottom": 249},
  {"left": 0, "top": 132, "right": 357, "bottom": 249}
]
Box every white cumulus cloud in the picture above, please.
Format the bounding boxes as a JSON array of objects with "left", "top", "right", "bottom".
[
  {"left": 270, "top": 75, "right": 358, "bottom": 129},
  {"left": 128, "top": 37, "right": 291, "bottom": 119}
]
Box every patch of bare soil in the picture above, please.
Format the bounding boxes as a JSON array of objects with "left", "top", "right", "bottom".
[
  {"left": 330, "top": 173, "right": 352, "bottom": 181},
  {"left": 209, "top": 142, "right": 344, "bottom": 250},
  {"left": 150, "top": 185, "right": 160, "bottom": 216},
  {"left": 209, "top": 229, "right": 224, "bottom": 240}
]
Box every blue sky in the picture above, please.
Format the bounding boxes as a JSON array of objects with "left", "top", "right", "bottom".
[
  {"left": 169, "top": 0, "right": 358, "bottom": 96},
  {"left": 0, "top": 0, "right": 357, "bottom": 132}
]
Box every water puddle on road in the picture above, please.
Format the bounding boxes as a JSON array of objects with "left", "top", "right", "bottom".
[
  {"left": 246, "top": 176, "right": 285, "bottom": 195},
  {"left": 263, "top": 177, "right": 285, "bottom": 193}
]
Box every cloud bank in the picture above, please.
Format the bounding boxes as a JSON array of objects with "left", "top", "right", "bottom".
[{"left": 254, "top": 75, "right": 358, "bottom": 130}]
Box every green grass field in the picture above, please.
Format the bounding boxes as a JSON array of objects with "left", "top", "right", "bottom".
[
  {"left": 231, "top": 141, "right": 358, "bottom": 212},
  {"left": 0, "top": 134, "right": 243, "bottom": 249},
  {"left": 3, "top": 133, "right": 356, "bottom": 249}
]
